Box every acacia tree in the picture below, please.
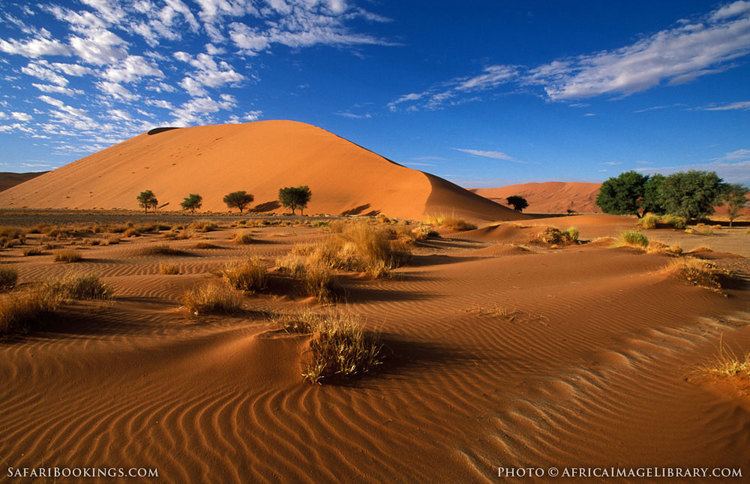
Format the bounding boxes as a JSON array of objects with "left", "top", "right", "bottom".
[
  {"left": 136, "top": 190, "right": 158, "bottom": 213},
  {"left": 279, "top": 186, "right": 312, "bottom": 215},
  {"left": 506, "top": 195, "right": 528, "bottom": 212},
  {"left": 642, "top": 174, "right": 666, "bottom": 214},
  {"left": 596, "top": 171, "right": 649, "bottom": 217},
  {"left": 723, "top": 184, "right": 748, "bottom": 227},
  {"left": 181, "top": 193, "right": 203, "bottom": 213},
  {"left": 657, "top": 171, "right": 724, "bottom": 221},
  {"left": 223, "top": 191, "right": 254, "bottom": 213}
]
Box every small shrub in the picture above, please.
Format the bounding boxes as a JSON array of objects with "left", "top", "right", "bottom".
[
  {"left": 23, "top": 247, "right": 44, "bottom": 256},
  {"left": 0, "top": 287, "right": 63, "bottom": 334},
  {"left": 424, "top": 214, "right": 477, "bottom": 231},
  {"left": 222, "top": 257, "right": 267, "bottom": 292},
  {"left": 616, "top": 230, "right": 649, "bottom": 249},
  {"left": 411, "top": 224, "right": 439, "bottom": 241},
  {"left": 159, "top": 262, "right": 180, "bottom": 275},
  {"left": 182, "top": 281, "right": 243, "bottom": 315},
  {"left": 279, "top": 311, "right": 383, "bottom": 383},
  {"left": 662, "top": 257, "right": 728, "bottom": 291},
  {"left": 646, "top": 241, "right": 682, "bottom": 256},
  {"left": 700, "top": 340, "right": 750, "bottom": 379},
  {"left": 660, "top": 214, "right": 687, "bottom": 229},
  {"left": 565, "top": 227, "right": 579, "bottom": 242},
  {"left": 302, "top": 260, "right": 337, "bottom": 301},
  {"left": 638, "top": 213, "right": 659, "bottom": 229},
  {"left": 0, "top": 267, "right": 18, "bottom": 292},
  {"left": 234, "top": 230, "right": 254, "bottom": 245},
  {"left": 53, "top": 249, "right": 83, "bottom": 263},
  {"left": 138, "top": 244, "right": 188, "bottom": 256},
  {"left": 46, "top": 274, "right": 111, "bottom": 300},
  {"left": 188, "top": 220, "right": 219, "bottom": 233},
  {"left": 534, "top": 227, "right": 579, "bottom": 245}
]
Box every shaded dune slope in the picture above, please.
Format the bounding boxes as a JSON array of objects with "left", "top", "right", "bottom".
[
  {"left": 0, "top": 121, "right": 521, "bottom": 221},
  {"left": 0, "top": 172, "right": 46, "bottom": 192}
]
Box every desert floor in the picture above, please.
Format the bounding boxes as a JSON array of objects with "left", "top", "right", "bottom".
[{"left": 1, "top": 212, "right": 748, "bottom": 482}]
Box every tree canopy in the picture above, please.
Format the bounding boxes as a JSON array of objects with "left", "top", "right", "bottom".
[
  {"left": 506, "top": 195, "right": 528, "bottom": 212},
  {"left": 279, "top": 186, "right": 312, "bottom": 215},
  {"left": 136, "top": 190, "right": 158, "bottom": 213},
  {"left": 223, "top": 191, "right": 254, "bottom": 213},
  {"left": 181, "top": 193, "right": 203, "bottom": 213},
  {"left": 722, "top": 184, "right": 748, "bottom": 227},
  {"left": 657, "top": 171, "right": 724, "bottom": 220},
  {"left": 596, "top": 171, "right": 649, "bottom": 217}
]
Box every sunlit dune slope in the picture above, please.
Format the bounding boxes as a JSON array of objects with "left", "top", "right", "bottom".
[{"left": 0, "top": 120, "right": 522, "bottom": 221}]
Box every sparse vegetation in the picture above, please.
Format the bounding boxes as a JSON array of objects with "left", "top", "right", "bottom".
[
  {"left": 279, "top": 186, "right": 312, "bottom": 215},
  {"left": 181, "top": 281, "right": 243, "bottom": 315},
  {"left": 45, "top": 274, "right": 111, "bottom": 300},
  {"left": 136, "top": 190, "right": 159, "bottom": 213},
  {"left": 638, "top": 213, "right": 687, "bottom": 229},
  {"left": 181, "top": 193, "right": 203, "bottom": 213},
  {"left": 533, "top": 226, "right": 580, "bottom": 245},
  {"left": 0, "top": 287, "right": 62, "bottom": 335},
  {"left": 506, "top": 195, "right": 529, "bottom": 212},
  {"left": 279, "top": 311, "right": 383, "bottom": 384},
  {"left": 188, "top": 220, "right": 219, "bottom": 233},
  {"left": 22, "top": 247, "right": 44, "bottom": 256},
  {"left": 222, "top": 257, "right": 267, "bottom": 293},
  {"left": 662, "top": 257, "right": 727, "bottom": 291},
  {"left": 223, "top": 191, "right": 254, "bottom": 213},
  {"left": 700, "top": 340, "right": 750, "bottom": 379},
  {"left": 137, "top": 244, "right": 189, "bottom": 256},
  {"left": 159, "top": 262, "right": 180, "bottom": 275},
  {"left": 722, "top": 184, "right": 747, "bottom": 227},
  {"left": 0, "top": 267, "right": 19, "bottom": 292},
  {"left": 424, "top": 214, "right": 477, "bottom": 231},
  {"left": 53, "top": 249, "right": 83, "bottom": 263},
  {"left": 233, "top": 230, "right": 254, "bottom": 244},
  {"left": 616, "top": 230, "right": 649, "bottom": 249}
]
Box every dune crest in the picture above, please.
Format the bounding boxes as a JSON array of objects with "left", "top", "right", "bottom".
[{"left": 0, "top": 120, "right": 521, "bottom": 221}]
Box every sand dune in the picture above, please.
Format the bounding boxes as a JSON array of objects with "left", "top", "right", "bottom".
[
  {"left": 0, "top": 171, "right": 46, "bottom": 192},
  {"left": 0, "top": 121, "right": 521, "bottom": 222},
  {"left": 471, "top": 181, "right": 601, "bottom": 214},
  {"left": 0, "top": 218, "right": 748, "bottom": 480}
]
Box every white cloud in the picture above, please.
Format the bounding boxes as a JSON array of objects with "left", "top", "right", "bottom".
[
  {"left": 335, "top": 111, "right": 372, "bottom": 119},
  {"left": 31, "top": 83, "right": 83, "bottom": 96},
  {"left": 96, "top": 81, "right": 139, "bottom": 101},
  {"left": 171, "top": 94, "right": 237, "bottom": 126},
  {"left": 0, "top": 32, "right": 71, "bottom": 58},
  {"left": 21, "top": 61, "right": 69, "bottom": 86},
  {"left": 529, "top": 3, "right": 750, "bottom": 100},
  {"left": 103, "top": 55, "right": 163, "bottom": 83},
  {"left": 454, "top": 148, "right": 514, "bottom": 161},
  {"left": 703, "top": 100, "right": 750, "bottom": 111},
  {"left": 175, "top": 52, "right": 244, "bottom": 97},
  {"left": 11, "top": 112, "right": 32, "bottom": 122}
]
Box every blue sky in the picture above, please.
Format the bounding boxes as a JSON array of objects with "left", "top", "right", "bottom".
[{"left": 0, "top": 0, "right": 749, "bottom": 186}]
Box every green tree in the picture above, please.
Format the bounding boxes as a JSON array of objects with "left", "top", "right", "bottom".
[
  {"left": 723, "top": 184, "right": 748, "bottom": 227},
  {"left": 181, "top": 193, "right": 203, "bottom": 213},
  {"left": 223, "top": 191, "right": 254, "bottom": 213},
  {"left": 657, "top": 171, "right": 724, "bottom": 221},
  {"left": 506, "top": 195, "right": 529, "bottom": 212},
  {"left": 596, "top": 171, "right": 648, "bottom": 217},
  {"left": 136, "top": 190, "right": 158, "bottom": 213},
  {"left": 642, "top": 174, "right": 666, "bottom": 214},
  {"left": 279, "top": 186, "right": 312, "bottom": 215}
]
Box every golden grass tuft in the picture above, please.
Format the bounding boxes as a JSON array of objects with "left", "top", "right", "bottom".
[
  {"left": 638, "top": 213, "right": 687, "bottom": 230},
  {"left": 159, "top": 262, "right": 180, "bottom": 275},
  {"left": 188, "top": 220, "right": 219, "bottom": 233},
  {"left": 53, "top": 249, "right": 83, "bottom": 263},
  {"left": 137, "top": 244, "right": 189, "bottom": 256},
  {"left": 182, "top": 281, "right": 243, "bottom": 315},
  {"left": 0, "top": 267, "right": 19, "bottom": 292},
  {"left": 662, "top": 257, "right": 728, "bottom": 291},
  {"left": 0, "top": 287, "right": 63, "bottom": 335},
  {"left": 533, "top": 226, "right": 579, "bottom": 245},
  {"left": 424, "top": 214, "right": 477, "bottom": 231},
  {"left": 615, "top": 230, "right": 649, "bottom": 249},
  {"left": 279, "top": 310, "right": 383, "bottom": 384},
  {"left": 44, "top": 274, "right": 111, "bottom": 300},
  {"left": 222, "top": 257, "right": 267, "bottom": 292},
  {"left": 700, "top": 339, "right": 750, "bottom": 379},
  {"left": 233, "top": 230, "right": 254, "bottom": 244},
  {"left": 646, "top": 241, "right": 683, "bottom": 256}
]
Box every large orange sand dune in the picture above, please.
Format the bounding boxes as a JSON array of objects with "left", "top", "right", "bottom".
[{"left": 0, "top": 121, "right": 520, "bottom": 222}]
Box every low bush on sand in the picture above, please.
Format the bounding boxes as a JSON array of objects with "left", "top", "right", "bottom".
[
  {"left": 646, "top": 241, "right": 683, "bottom": 256},
  {"left": 137, "top": 244, "right": 189, "bottom": 256},
  {"left": 222, "top": 257, "right": 267, "bottom": 292},
  {"left": 685, "top": 223, "right": 720, "bottom": 236},
  {"left": 662, "top": 257, "right": 728, "bottom": 291},
  {"left": 53, "top": 249, "right": 83, "bottom": 262},
  {"left": 424, "top": 214, "right": 477, "bottom": 231},
  {"left": 616, "top": 230, "right": 649, "bottom": 249},
  {"left": 638, "top": 213, "right": 687, "bottom": 230},
  {"left": 533, "top": 227, "right": 580, "bottom": 245},
  {"left": 0, "top": 267, "right": 18, "bottom": 292},
  {"left": 700, "top": 340, "right": 750, "bottom": 379},
  {"left": 279, "top": 310, "right": 383, "bottom": 384},
  {"left": 188, "top": 220, "right": 219, "bottom": 233},
  {"left": 0, "top": 287, "right": 62, "bottom": 335},
  {"left": 182, "top": 281, "right": 243, "bottom": 315},
  {"left": 410, "top": 224, "right": 440, "bottom": 240},
  {"left": 234, "top": 230, "right": 254, "bottom": 244},
  {"left": 45, "top": 274, "right": 111, "bottom": 300},
  {"left": 159, "top": 262, "right": 180, "bottom": 275}
]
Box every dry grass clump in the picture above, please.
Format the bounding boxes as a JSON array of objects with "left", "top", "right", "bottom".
[
  {"left": 638, "top": 213, "right": 687, "bottom": 229},
  {"left": 222, "top": 257, "right": 267, "bottom": 292},
  {"left": 188, "top": 220, "right": 219, "bottom": 233},
  {"left": 137, "top": 244, "right": 189, "bottom": 256},
  {"left": 410, "top": 224, "right": 440, "bottom": 241},
  {"left": 662, "top": 257, "right": 729, "bottom": 291},
  {"left": 685, "top": 223, "right": 720, "bottom": 236},
  {"left": 159, "top": 262, "right": 180, "bottom": 275},
  {"left": 103, "top": 236, "right": 120, "bottom": 245},
  {"left": 424, "top": 214, "right": 477, "bottom": 231},
  {"left": 700, "top": 340, "right": 750, "bottom": 379},
  {"left": 233, "top": 230, "right": 254, "bottom": 244},
  {"left": 45, "top": 274, "right": 111, "bottom": 300},
  {"left": 163, "top": 230, "right": 190, "bottom": 240},
  {"left": 23, "top": 247, "right": 44, "bottom": 256},
  {"left": 646, "top": 241, "right": 683, "bottom": 256},
  {"left": 279, "top": 310, "right": 383, "bottom": 384},
  {"left": 194, "top": 242, "right": 221, "bottom": 249},
  {"left": 182, "top": 281, "right": 243, "bottom": 315},
  {"left": 53, "top": 249, "right": 83, "bottom": 263},
  {"left": 533, "top": 226, "right": 580, "bottom": 245},
  {"left": 616, "top": 230, "right": 649, "bottom": 249},
  {"left": 0, "top": 267, "right": 18, "bottom": 292},
  {"left": 0, "top": 287, "right": 62, "bottom": 335}
]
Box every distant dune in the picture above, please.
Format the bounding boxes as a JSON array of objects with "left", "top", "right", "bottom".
[
  {"left": 0, "top": 171, "right": 46, "bottom": 192},
  {"left": 471, "top": 181, "right": 601, "bottom": 214},
  {"left": 0, "top": 120, "right": 521, "bottom": 222}
]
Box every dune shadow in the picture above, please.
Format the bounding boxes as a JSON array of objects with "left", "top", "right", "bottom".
[
  {"left": 408, "top": 254, "right": 484, "bottom": 267},
  {"left": 340, "top": 204, "right": 371, "bottom": 216},
  {"left": 336, "top": 283, "right": 434, "bottom": 303},
  {"left": 250, "top": 201, "right": 281, "bottom": 213},
  {"left": 416, "top": 238, "right": 484, "bottom": 249}
]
